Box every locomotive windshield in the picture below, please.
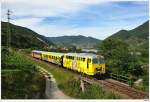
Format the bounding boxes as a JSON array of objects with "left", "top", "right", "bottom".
[{"left": 92, "top": 57, "right": 105, "bottom": 64}]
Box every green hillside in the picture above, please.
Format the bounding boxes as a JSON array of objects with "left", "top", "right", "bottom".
[
  {"left": 106, "top": 21, "right": 149, "bottom": 59},
  {"left": 107, "top": 21, "right": 148, "bottom": 40},
  {"left": 47, "top": 35, "right": 101, "bottom": 48},
  {"left": 1, "top": 21, "right": 54, "bottom": 49}
]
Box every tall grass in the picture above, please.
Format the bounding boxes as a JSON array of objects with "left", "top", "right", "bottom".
[{"left": 1, "top": 48, "right": 45, "bottom": 99}]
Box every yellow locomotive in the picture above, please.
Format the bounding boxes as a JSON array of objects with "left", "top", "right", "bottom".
[{"left": 32, "top": 50, "right": 105, "bottom": 76}]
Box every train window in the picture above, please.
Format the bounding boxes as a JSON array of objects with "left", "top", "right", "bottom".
[
  {"left": 92, "top": 58, "right": 99, "bottom": 64},
  {"left": 87, "top": 58, "right": 91, "bottom": 63},
  {"left": 83, "top": 58, "right": 85, "bottom": 61},
  {"left": 89, "top": 59, "right": 91, "bottom": 63}
]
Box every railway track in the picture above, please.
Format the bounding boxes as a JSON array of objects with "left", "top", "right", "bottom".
[
  {"left": 97, "top": 80, "right": 148, "bottom": 99},
  {"left": 81, "top": 76, "right": 148, "bottom": 99},
  {"left": 28, "top": 55, "right": 149, "bottom": 99}
]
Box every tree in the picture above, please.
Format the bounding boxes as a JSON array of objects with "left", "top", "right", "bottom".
[{"left": 98, "top": 38, "right": 142, "bottom": 76}]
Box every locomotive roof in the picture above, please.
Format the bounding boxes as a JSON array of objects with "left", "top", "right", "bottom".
[
  {"left": 65, "top": 53, "right": 103, "bottom": 58},
  {"left": 44, "top": 51, "right": 64, "bottom": 56}
]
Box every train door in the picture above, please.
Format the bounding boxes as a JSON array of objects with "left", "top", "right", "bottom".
[
  {"left": 61, "top": 56, "right": 63, "bottom": 67},
  {"left": 87, "top": 58, "right": 92, "bottom": 74},
  {"left": 87, "top": 58, "right": 90, "bottom": 68}
]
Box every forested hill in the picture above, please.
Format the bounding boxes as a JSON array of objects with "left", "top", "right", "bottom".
[
  {"left": 106, "top": 21, "right": 149, "bottom": 54},
  {"left": 47, "top": 35, "right": 102, "bottom": 48},
  {"left": 107, "top": 21, "right": 149, "bottom": 40},
  {"left": 1, "top": 21, "right": 54, "bottom": 49}
]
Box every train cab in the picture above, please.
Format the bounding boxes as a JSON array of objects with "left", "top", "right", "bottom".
[{"left": 32, "top": 50, "right": 43, "bottom": 59}]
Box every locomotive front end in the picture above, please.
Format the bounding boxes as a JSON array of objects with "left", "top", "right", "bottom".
[{"left": 93, "top": 56, "right": 105, "bottom": 75}]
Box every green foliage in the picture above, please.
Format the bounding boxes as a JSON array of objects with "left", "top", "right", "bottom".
[
  {"left": 106, "top": 21, "right": 149, "bottom": 64},
  {"left": 142, "top": 74, "right": 149, "bottom": 92},
  {"left": 1, "top": 48, "right": 45, "bottom": 99},
  {"left": 60, "top": 78, "right": 120, "bottom": 99},
  {"left": 98, "top": 39, "right": 142, "bottom": 77},
  {"left": 98, "top": 36, "right": 149, "bottom": 92}
]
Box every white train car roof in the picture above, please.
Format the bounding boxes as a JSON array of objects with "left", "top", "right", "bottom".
[
  {"left": 32, "top": 50, "right": 64, "bottom": 55},
  {"left": 42, "top": 51, "right": 65, "bottom": 56},
  {"left": 32, "top": 50, "right": 43, "bottom": 53},
  {"left": 65, "top": 53, "right": 103, "bottom": 58}
]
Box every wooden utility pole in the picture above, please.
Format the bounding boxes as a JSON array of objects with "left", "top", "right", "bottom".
[
  {"left": 80, "top": 77, "right": 85, "bottom": 93},
  {"left": 6, "top": 9, "right": 12, "bottom": 49}
]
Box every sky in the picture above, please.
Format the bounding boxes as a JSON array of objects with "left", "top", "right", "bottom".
[{"left": 1, "top": 0, "right": 149, "bottom": 40}]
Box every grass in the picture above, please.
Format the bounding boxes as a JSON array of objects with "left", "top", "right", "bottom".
[
  {"left": 20, "top": 50, "right": 121, "bottom": 99},
  {"left": 1, "top": 48, "right": 46, "bottom": 99}
]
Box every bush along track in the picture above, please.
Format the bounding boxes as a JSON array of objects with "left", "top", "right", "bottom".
[{"left": 1, "top": 48, "right": 46, "bottom": 99}]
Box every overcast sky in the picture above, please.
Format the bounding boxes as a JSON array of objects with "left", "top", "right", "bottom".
[{"left": 1, "top": 0, "right": 149, "bottom": 40}]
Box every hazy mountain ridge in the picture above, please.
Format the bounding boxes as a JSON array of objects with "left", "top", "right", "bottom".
[
  {"left": 47, "top": 35, "right": 101, "bottom": 48},
  {"left": 47, "top": 35, "right": 102, "bottom": 48},
  {"left": 107, "top": 21, "right": 148, "bottom": 40}
]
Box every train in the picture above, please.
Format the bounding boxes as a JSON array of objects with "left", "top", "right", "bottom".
[{"left": 32, "top": 50, "right": 105, "bottom": 76}]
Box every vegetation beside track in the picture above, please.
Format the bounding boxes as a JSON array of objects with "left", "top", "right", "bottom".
[
  {"left": 98, "top": 39, "right": 149, "bottom": 92},
  {"left": 21, "top": 50, "right": 120, "bottom": 99},
  {"left": 1, "top": 48, "right": 46, "bottom": 99}
]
